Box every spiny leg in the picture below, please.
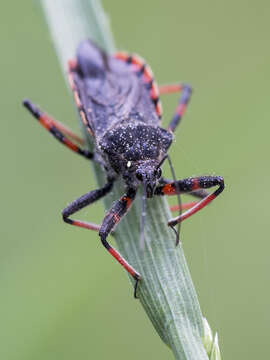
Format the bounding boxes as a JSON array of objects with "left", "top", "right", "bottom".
[
  {"left": 155, "top": 175, "right": 224, "bottom": 228},
  {"left": 159, "top": 83, "right": 192, "bottom": 133},
  {"left": 99, "top": 189, "right": 141, "bottom": 298},
  {"left": 62, "top": 180, "right": 114, "bottom": 231},
  {"left": 23, "top": 99, "right": 93, "bottom": 160}
]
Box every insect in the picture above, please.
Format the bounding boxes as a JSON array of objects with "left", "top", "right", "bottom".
[{"left": 23, "top": 40, "right": 224, "bottom": 297}]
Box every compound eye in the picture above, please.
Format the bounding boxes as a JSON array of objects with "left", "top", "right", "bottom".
[
  {"left": 155, "top": 168, "right": 162, "bottom": 178},
  {"left": 136, "top": 171, "right": 143, "bottom": 181}
]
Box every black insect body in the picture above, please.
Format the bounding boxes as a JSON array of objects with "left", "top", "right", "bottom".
[
  {"left": 100, "top": 123, "right": 172, "bottom": 196},
  {"left": 23, "top": 40, "right": 224, "bottom": 297}
]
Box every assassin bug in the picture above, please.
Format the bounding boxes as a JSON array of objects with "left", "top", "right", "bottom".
[{"left": 23, "top": 40, "right": 224, "bottom": 297}]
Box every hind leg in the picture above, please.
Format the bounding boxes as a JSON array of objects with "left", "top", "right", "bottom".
[
  {"left": 23, "top": 99, "right": 93, "bottom": 160},
  {"left": 159, "top": 83, "right": 192, "bottom": 133}
]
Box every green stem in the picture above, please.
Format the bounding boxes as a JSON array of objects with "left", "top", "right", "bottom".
[{"left": 40, "top": 1, "right": 219, "bottom": 359}]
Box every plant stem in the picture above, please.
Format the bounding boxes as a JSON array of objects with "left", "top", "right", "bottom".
[{"left": 40, "top": 1, "right": 217, "bottom": 359}]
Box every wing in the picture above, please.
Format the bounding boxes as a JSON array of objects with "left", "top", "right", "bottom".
[{"left": 69, "top": 40, "right": 162, "bottom": 140}]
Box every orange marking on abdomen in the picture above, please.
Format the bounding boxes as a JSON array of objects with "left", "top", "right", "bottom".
[
  {"left": 80, "top": 110, "right": 88, "bottom": 126},
  {"left": 73, "top": 91, "right": 82, "bottom": 108},
  {"left": 80, "top": 110, "right": 94, "bottom": 136},
  {"left": 150, "top": 82, "right": 159, "bottom": 99},
  {"left": 131, "top": 55, "right": 144, "bottom": 67},
  {"left": 68, "top": 73, "right": 75, "bottom": 90},
  {"left": 114, "top": 52, "right": 129, "bottom": 61},
  {"left": 143, "top": 66, "right": 153, "bottom": 82},
  {"left": 68, "top": 59, "right": 77, "bottom": 71},
  {"left": 131, "top": 63, "right": 141, "bottom": 72},
  {"left": 155, "top": 102, "right": 163, "bottom": 117}
]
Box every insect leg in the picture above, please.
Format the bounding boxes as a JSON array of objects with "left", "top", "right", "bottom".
[
  {"left": 62, "top": 180, "right": 114, "bottom": 231},
  {"left": 170, "top": 202, "right": 198, "bottom": 212},
  {"left": 161, "top": 177, "right": 209, "bottom": 212},
  {"left": 155, "top": 176, "right": 224, "bottom": 226},
  {"left": 169, "top": 189, "right": 210, "bottom": 212},
  {"left": 23, "top": 99, "right": 93, "bottom": 160},
  {"left": 99, "top": 189, "right": 141, "bottom": 298},
  {"left": 159, "top": 83, "right": 192, "bottom": 133}
]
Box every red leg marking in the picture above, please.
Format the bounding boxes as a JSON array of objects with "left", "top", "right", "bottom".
[
  {"left": 53, "top": 119, "right": 84, "bottom": 145},
  {"left": 191, "top": 177, "right": 200, "bottom": 191},
  {"left": 68, "top": 73, "right": 75, "bottom": 90},
  {"left": 162, "top": 183, "right": 177, "bottom": 195},
  {"left": 37, "top": 113, "right": 82, "bottom": 153},
  {"left": 169, "top": 193, "right": 217, "bottom": 226},
  {"left": 62, "top": 138, "right": 81, "bottom": 153},
  {"left": 158, "top": 83, "right": 192, "bottom": 133},
  {"left": 71, "top": 220, "right": 100, "bottom": 232},
  {"left": 155, "top": 176, "right": 224, "bottom": 227},
  {"left": 170, "top": 201, "right": 198, "bottom": 212},
  {"left": 159, "top": 84, "right": 183, "bottom": 94},
  {"left": 108, "top": 246, "right": 140, "bottom": 279},
  {"left": 73, "top": 91, "right": 82, "bottom": 109},
  {"left": 23, "top": 99, "right": 92, "bottom": 159}
]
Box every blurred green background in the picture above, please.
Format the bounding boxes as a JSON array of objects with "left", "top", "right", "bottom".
[{"left": 1, "top": 0, "right": 270, "bottom": 359}]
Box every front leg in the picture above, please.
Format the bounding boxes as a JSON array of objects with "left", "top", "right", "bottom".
[
  {"left": 155, "top": 175, "right": 224, "bottom": 226},
  {"left": 99, "top": 188, "right": 141, "bottom": 298}
]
